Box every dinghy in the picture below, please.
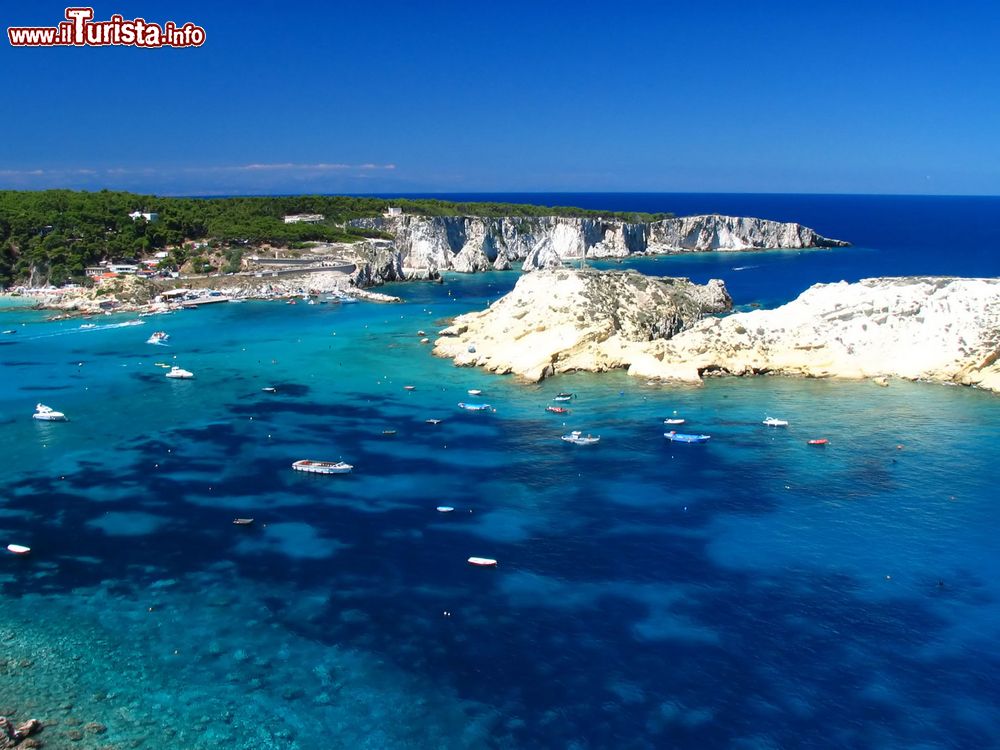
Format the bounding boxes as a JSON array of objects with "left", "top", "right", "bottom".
[
  {"left": 546, "top": 406, "right": 569, "bottom": 414},
  {"left": 664, "top": 431, "right": 711, "bottom": 443},
  {"left": 807, "top": 438, "right": 829, "bottom": 446},
  {"left": 292, "top": 459, "right": 353, "bottom": 474},
  {"left": 458, "top": 402, "right": 493, "bottom": 412},
  {"left": 467, "top": 557, "right": 498, "bottom": 567}
]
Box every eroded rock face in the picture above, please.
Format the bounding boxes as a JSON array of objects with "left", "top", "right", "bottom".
[
  {"left": 350, "top": 214, "right": 847, "bottom": 276},
  {"left": 433, "top": 269, "right": 732, "bottom": 382},
  {"left": 651, "top": 277, "right": 1000, "bottom": 391},
  {"left": 433, "top": 274, "right": 1000, "bottom": 392}
]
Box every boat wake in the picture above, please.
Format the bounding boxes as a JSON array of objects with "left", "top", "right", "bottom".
[{"left": 731, "top": 264, "right": 760, "bottom": 271}]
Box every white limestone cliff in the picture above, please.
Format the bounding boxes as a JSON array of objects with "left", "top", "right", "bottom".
[
  {"left": 433, "top": 269, "right": 732, "bottom": 382},
  {"left": 433, "top": 273, "right": 1000, "bottom": 393},
  {"left": 349, "top": 214, "right": 847, "bottom": 280}
]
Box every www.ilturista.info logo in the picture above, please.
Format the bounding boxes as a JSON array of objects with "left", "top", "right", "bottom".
[{"left": 8, "top": 7, "right": 205, "bottom": 48}]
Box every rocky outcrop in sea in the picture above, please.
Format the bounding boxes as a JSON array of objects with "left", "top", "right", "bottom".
[
  {"left": 434, "top": 272, "right": 1000, "bottom": 392},
  {"left": 350, "top": 214, "right": 848, "bottom": 279},
  {"left": 433, "top": 268, "right": 732, "bottom": 382}
]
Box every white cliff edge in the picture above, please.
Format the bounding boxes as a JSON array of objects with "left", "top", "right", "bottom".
[
  {"left": 350, "top": 214, "right": 848, "bottom": 281},
  {"left": 433, "top": 269, "right": 733, "bottom": 382},
  {"left": 434, "top": 273, "right": 1000, "bottom": 393}
]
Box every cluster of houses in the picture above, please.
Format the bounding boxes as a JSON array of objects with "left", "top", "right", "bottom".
[{"left": 85, "top": 251, "right": 175, "bottom": 281}]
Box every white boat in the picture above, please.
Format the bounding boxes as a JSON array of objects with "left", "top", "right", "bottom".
[
  {"left": 261, "top": 386, "right": 277, "bottom": 393},
  {"left": 664, "top": 418, "right": 686, "bottom": 425},
  {"left": 79, "top": 323, "right": 97, "bottom": 329},
  {"left": 165, "top": 366, "right": 194, "bottom": 379},
  {"left": 458, "top": 402, "right": 493, "bottom": 412},
  {"left": 2, "top": 329, "right": 15, "bottom": 335},
  {"left": 146, "top": 331, "right": 170, "bottom": 344},
  {"left": 436, "top": 506, "right": 455, "bottom": 513},
  {"left": 32, "top": 403, "right": 67, "bottom": 421},
  {"left": 467, "top": 557, "right": 498, "bottom": 567},
  {"left": 763, "top": 417, "right": 789, "bottom": 427},
  {"left": 561, "top": 430, "right": 600, "bottom": 445},
  {"left": 404, "top": 385, "right": 416, "bottom": 391},
  {"left": 6, "top": 544, "right": 30, "bottom": 555},
  {"left": 467, "top": 389, "right": 482, "bottom": 396},
  {"left": 425, "top": 418, "right": 442, "bottom": 425},
  {"left": 292, "top": 459, "right": 353, "bottom": 475},
  {"left": 232, "top": 518, "right": 255, "bottom": 526}
]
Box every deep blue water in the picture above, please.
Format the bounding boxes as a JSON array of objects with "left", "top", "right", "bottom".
[{"left": 1, "top": 194, "right": 999, "bottom": 749}]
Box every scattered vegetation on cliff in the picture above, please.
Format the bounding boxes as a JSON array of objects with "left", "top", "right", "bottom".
[{"left": 0, "top": 189, "right": 671, "bottom": 286}]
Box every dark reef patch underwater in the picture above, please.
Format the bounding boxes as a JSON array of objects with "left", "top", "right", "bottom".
[{"left": 2, "top": 194, "right": 1000, "bottom": 749}]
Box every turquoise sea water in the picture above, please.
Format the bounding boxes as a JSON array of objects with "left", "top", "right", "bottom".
[{"left": 3, "top": 195, "right": 1000, "bottom": 749}]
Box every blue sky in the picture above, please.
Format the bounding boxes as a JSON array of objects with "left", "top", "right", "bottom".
[{"left": 1, "top": 0, "right": 999, "bottom": 195}]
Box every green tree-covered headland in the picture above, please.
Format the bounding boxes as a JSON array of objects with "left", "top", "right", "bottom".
[{"left": 0, "top": 190, "right": 670, "bottom": 286}]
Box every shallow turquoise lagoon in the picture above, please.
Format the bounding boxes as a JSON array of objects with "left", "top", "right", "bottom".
[{"left": 1, "top": 268, "right": 999, "bottom": 749}]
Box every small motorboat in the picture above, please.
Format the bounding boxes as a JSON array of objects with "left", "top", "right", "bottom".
[
  {"left": 232, "top": 518, "right": 255, "bottom": 526},
  {"left": 467, "top": 389, "right": 482, "bottom": 396},
  {"left": 292, "top": 459, "right": 353, "bottom": 474},
  {"left": 261, "top": 386, "right": 277, "bottom": 393},
  {"left": 287, "top": 299, "right": 297, "bottom": 305},
  {"left": 425, "top": 418, "right": 442, "bottom": 425},
  {"left": 2, "top": 329, "right": 16, "bottom": 335},
  {"left": 420, "top": 338, "right": 430, "bottom": 344},
  {"left": 79, "top": 323, "right": 97, "bottom": 329},
  {"left": 146, "top": 331, "right": 170, "bottom": 345},
  {"left": 763, "top": 417, "right": 789, "bottom": 427},
  {"left": 546, "top": 406, "right": 569, "bottom": 414},
  {"left": 552, "top": 394, "right": 574, "bottom": 402},
  {"left": 807, "top": 438, "right": 829, "bottom": 446},
  {"left": 165, "top": 366, "right": 194, "bottom": 379},
  {"left": 561, "top": 430, "right": 600, "bottom": 445},
  {"left": 458, "top": 402, "right": 493, "bottom": 412},
  {"left": 664, "top": 431, "right": 711, "bottom": 443},
  {"left": 382, "top": 429, "right": 397, "bottom": 436},
  {"left": 403, "top": 385, "right": 416, "bottom": 391},
  {"left": 467, "top": 557, "right": 498, "bottom": 567},
  {"left": 6, "top": 544, "right": 30, "bottom": 556},
  {"left": 32, "top": 403, "right": 67, "bottom": 421},
  {"left": 417, "top": 330, "right": 426, "bottom": 336},
  {"left": 663, "top": 418, "right": 686, "bottom": 425},
  {"left": 436, "top": 506, "right": 455, "bottom": 513}
]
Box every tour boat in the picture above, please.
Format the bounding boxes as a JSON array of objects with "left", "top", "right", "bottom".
[
  {"left": 232, "top": 518, "right": 255, "bottom": 526},
  {"left": 6, "top": 544, "right": 30, "bottom": 556},
  {"left": 165, "top": 366, "right": 194, "bottom": 379},
  {"left": 146, "top": 331, "right": 170, "bottom": 344},
  {"left": 467, "top": 557, "right": 498, "bottom": 567},
  {"left": 292, "top": 459, "right": 353, "bottom": 474},
  {"left": 664, "top": 431, "right": 711, "bottom": 443},
  {"left": 458, "top": 402, "right": 493, "bottom": 412},
  {"left": 436, "top": 506, "right": 455, "bottom": 513},
  {"left": 467, "top": 389, "right": 482, "bottom": 396},
  {"left": 663, "top": 418, "right": 686, "bottom": 425},
  {"left": 807, "top": 438, "right": 829, "bottom": 446},
  {"left": 561, "top": 430, "right": 600, "bottom": 445},
  {"left": 763, "top": 417, "right": 789, "bottom": 427},
  {"left": 32, "top": 403, "right": 67, "bottom": 421}
]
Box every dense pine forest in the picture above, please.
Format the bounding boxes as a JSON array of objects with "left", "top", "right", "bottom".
[{"left": 0, "top": 190, "right": 671, "bottom": 286}]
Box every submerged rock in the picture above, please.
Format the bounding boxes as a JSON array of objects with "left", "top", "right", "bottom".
[{"left": 433, "top": 268, "right": 732, "bottom": 382}]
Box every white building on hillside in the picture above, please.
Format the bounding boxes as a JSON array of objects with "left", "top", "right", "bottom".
[
  {"left": 129, "top": 210, "right": 159, "bottom": 222},
  {"left": 384, "top": 206, "right": 403, "bottom": 217}
]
